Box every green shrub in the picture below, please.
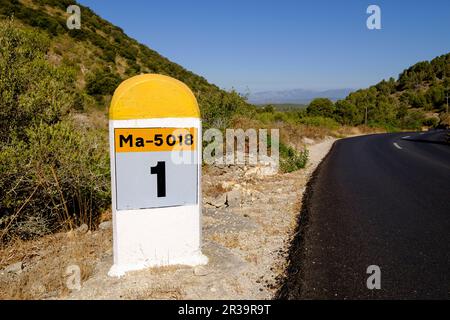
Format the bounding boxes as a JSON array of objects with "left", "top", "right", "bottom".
[
  {"left": 85, "top": 69, "right": 122, "bottom": 96},
  {"left": 438, "top": 112, "right": 450, "bottom": 129},
  {"left": 0, "top": 121, "right": 110, "bottom": 241},
  {"left": 279, "top": 142, "right": 309, "bottom": 173},
  {"left": 125, "top": 59, "right": 141, "bottom": 76},
  {"left": 103, "top": 48, "right": 117, "bottom": 63},
  {"left": 199, "top": 90, "right": 252, "bottom": 129},
  {"left": 297, "top": 116, "right": 339, "bottom": 130},
  {"left": 0, "top": 20, "right": 110, "bottom": 242},
  {"left": 399, "top": 109, "right": 426, "bottom": 130},
  {"left": 256, "top": 111, "right": 292, "bottom": 124},
  {"left": 255, "top": 112, "right": 275, "bottom": 124},
  {"left": 0, "top": 20, "right": 79, "bottom": 141},
  {"left": 423, "top": 117, "right": 439, "bottom": 127},
  {"left": 307, "top": 98, "right": 335, "bottom": 118},
  {"left": 262, "top": 105, "right": 275, "bottom": 113}
]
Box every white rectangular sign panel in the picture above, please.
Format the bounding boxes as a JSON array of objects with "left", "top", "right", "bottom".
[{"left": 114, "top": 127, "right": 198, "bottom": 210}]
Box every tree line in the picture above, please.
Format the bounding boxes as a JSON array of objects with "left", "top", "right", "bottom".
[{"left": 307, "top": 54, "right": 450, "bottom": 130}]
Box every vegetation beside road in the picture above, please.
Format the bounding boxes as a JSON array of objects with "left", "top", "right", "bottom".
[
  {"left": 0, "top": 0, "right": 448, "bottom": 242},
  {"left": 304, "top": 55, "right": 450, "bottom": 130},
  {"left": 0, "top": 21, "right": 110, "bottom": 241},
  {"left": 0, "top": 3, "right": 307, "bottom": 242}
]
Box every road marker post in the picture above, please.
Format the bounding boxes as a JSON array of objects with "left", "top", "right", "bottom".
[{"left": 108, "top": 74, "right": 207, "bottom": 277}]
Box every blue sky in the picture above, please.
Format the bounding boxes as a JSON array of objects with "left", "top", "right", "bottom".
[{"left": 77, "top": 0, "right": 450, "bottom": 93}]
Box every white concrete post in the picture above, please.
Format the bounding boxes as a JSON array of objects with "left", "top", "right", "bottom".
[{"left": 108, "top": 74, "right": 207, "bottom": 277}]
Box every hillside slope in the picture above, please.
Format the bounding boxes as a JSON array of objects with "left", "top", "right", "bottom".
[
  {"left": 0, "top": 1, "right": 314, "bottom": 242},
  {"left": 0, "top": 0, "right": 254, "bottom": 128},
  {"left": 333, "top": 53, "right": 450, "bottom": 128}
]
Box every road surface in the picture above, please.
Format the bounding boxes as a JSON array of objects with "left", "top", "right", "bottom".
[{"left": 278, "top": 130, "right": 450, "bottom": 299}]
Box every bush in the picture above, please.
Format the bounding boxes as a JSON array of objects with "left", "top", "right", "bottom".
[
  {"left": 0, "top": 21, "right": 110, "bottom": 242},
  {"left": 297, "top": 116, "right": 339, "bottom": 130},
  {"left": 256, "top": 111, "right": 295, "bottom": 124},
  {"left": 307, "top": 98, "right": 335, "bottom": 118},
  {"left": 0, "top": 120, "right": 110, "bottom": 241},
  {"left": 262, "top": 105, "right": 275, "bottom": 113},
  {"left": 399, "top": 109, "right": 426, "bottom": 130},
  {"left": 199, "top": 90, "right": 252, "bottom": 129},
  {"left": 423, "top": 117, "right": 439, "bottom": 127},
  {"left": 0, "top": 20, "right": 78, "bottom": 142},
  {"left": 408, "top": 91, "right": 431, "bottom": 109},
  {"left": 279, "top": 142, "right": 309, "bottom": 173},
  {"left": 334, "top": 100, "right": 361, "bottom": 125},
  {"left": 103, "top": 47, "right": 117, "bottom": 63},
  {"left": 85, "top": 69, "right": 122, "bottom": 96},
  {"left": 438, "top": 112, "right": 450, "bottom": 129}
]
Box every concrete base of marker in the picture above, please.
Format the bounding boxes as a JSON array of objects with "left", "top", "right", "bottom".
[
  {"left": 108, "top": 253, "right": 208, "bottom": 277},
  {"left": 107, "top": 203, "right": 208, "bottom": 278}
]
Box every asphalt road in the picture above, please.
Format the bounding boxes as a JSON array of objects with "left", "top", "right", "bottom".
[{"left": 278, "top": 130, "right": 450, "bottom": 299}]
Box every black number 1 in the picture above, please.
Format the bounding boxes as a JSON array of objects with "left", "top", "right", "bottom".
[{"left": 150, "top": 161, "right": 166, "bottom": 197}]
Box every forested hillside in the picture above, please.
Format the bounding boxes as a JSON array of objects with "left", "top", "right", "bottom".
[
  {"left": 0, "top": 0, "right": 254, "bottom": 129},
  {"left": 0, "top": 0, "right": 309, "bottom": 241},
  {"left": 0, "top": 0, "right": 257, "bottom": 241},
  {"left": 308, "top": 53, "right": 450, "bottom": 129}
]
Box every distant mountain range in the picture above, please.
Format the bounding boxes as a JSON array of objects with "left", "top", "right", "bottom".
[{"left": 247, "top": 88, "right": 355, "bottom": 105}]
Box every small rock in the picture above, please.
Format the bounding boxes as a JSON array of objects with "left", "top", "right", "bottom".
[
  {"left": 244, "top": 165, "right": 277, "bottom": 178},
  {"left": 4, "top": 261, "right": 23, "bottom": 275},
  {"left": 258, "top": 165, "right": 277, "bottom": 177},
  {"left": 210, "top": 287, "right": 217, "bottom": 293},
  {"left": 221, "top": 181, "right": 234, "bottom": 190},
  {"left": 99, "top": 221, "right": 112, "bottom": 230},
  {"left": 205, "top": 193, "right": 227, "bottom": 208},
  {"left": 76, "top": 224, "right": 88, "bottom": 234},
  {"left": 303, "top": 137, "right": 315, "bottom": 145},
  {"left": 244, "top": 167, "right": 259, "bottom": 177},
  {"left": 193, "top": 266, "right": 210, "bottom": 276},
  {"left": 226, "top": 189, "right": 241, "bottom": 208},
  {"left": 31, "top": 283, "right": 46, "bottom": 295}
]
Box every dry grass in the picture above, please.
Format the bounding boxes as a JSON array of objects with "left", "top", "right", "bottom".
[
  {"left": 123, "top": 284, "right": 184, "bottom": 300},
  {"left": 231, "top": 116, "right": 384, "bottom": 153},
  {"left": 115, "top": 56, "right": 129, "bottom": 77},
  {"left": 99, "top": 210, "right": 112, "bottom": 223},
  {"left": 209, "top": 232, "right": 241, "bottom": 249},
  {"left": 335, "top": 125, "right": 385, "bottom": 136},
  {"left": 440, "top": 113, "right": 450, "bottom": 127},
  {"left": 0, "top": 227, "right": 112, "bottom": 299},
  {"left": 203, "top": 182, "right": 231, "bottom": 197},
  {"left": 244, "top": 253, "right": 259, "bottom": 264},
  {"left": 233, "top": 115, "right": 384, "bottom": 139}
]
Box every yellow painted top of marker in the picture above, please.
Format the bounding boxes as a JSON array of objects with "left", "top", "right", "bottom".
[{"left": 109, "top": 74, "right": 200, "bottom": 120}]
